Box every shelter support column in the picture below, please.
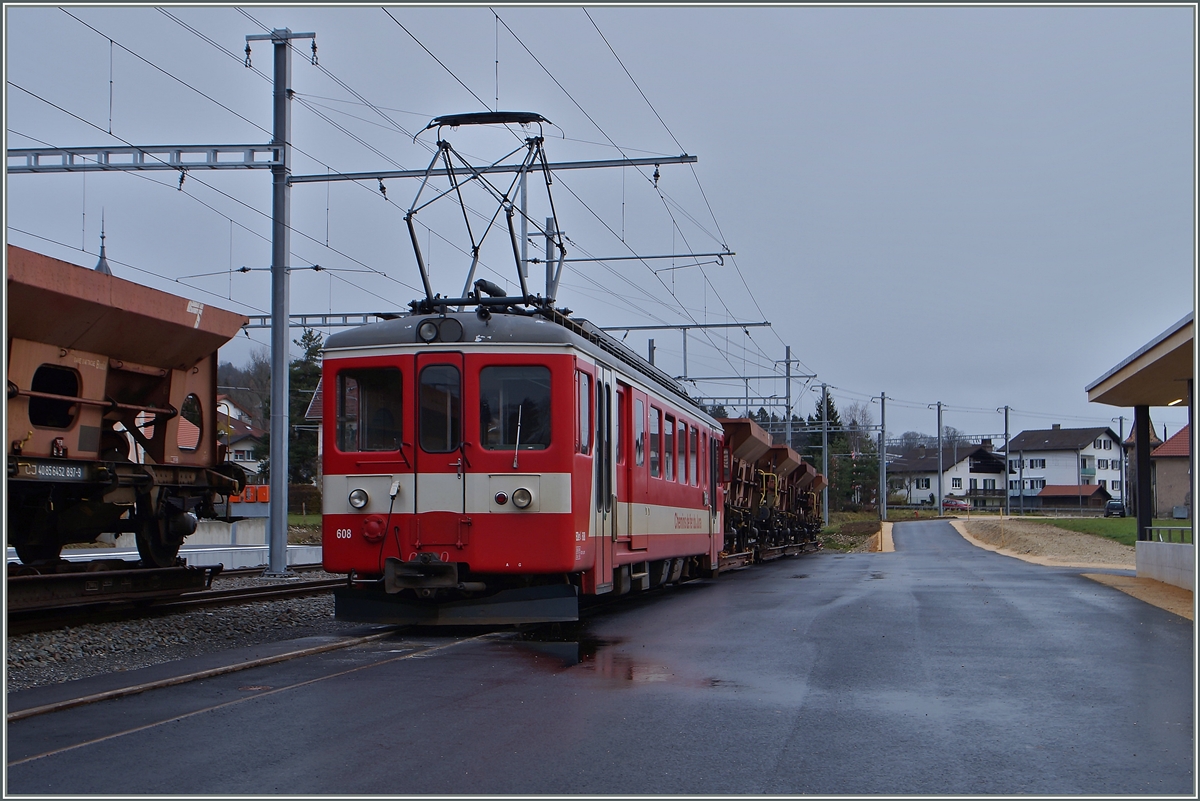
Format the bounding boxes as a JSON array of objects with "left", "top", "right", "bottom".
[{"left": 1135, "top": 405, "right": 1152, "bottom": 541}]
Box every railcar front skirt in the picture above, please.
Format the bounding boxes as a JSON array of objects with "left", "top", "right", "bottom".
[{"left": 334, "top": 583, "right": 579, "bottom": 626}]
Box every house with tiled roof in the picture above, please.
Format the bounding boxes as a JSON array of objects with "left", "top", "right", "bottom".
[
  {"left": 1006, "top": 425, "right": 1124, "bottom": 508},
  {"left": 1151, "top": 425, "right": 1191, "bottom": 518},
  {"left": 886, "top": 441, "right": 1008, "bottom": 508}
]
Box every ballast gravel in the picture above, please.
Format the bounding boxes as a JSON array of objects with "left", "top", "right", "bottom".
[{"left": 5, "top": 571, "right": 364, "bottom": 693}]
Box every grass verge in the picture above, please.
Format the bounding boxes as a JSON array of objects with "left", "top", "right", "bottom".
[{"left": 1037, "top": 517, "right": 1191, "bottom": 547}]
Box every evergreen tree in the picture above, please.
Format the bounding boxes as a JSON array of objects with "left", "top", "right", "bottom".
[{"left": 253, "top": 328, "right": 323, "bottom": 484}]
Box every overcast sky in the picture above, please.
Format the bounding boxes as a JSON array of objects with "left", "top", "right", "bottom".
[{"left": 5, "top": 4, "right": 1195, "bottom": 441}]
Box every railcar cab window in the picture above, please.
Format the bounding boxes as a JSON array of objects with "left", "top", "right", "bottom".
[
  {"left": 649, "top": 406, "right": 661, "bottom": 477},
  {"left": 337, "top": 368, "right": 402, "bottom": 452},
  {"left": 419, "top": 364, "right": 461, "bottom": 452},
  {"left": 480, "top": 365, "right": 551, "bottom": 450},
  {"left": 29, "top": 364, "right": 80, "bottom": 428}
]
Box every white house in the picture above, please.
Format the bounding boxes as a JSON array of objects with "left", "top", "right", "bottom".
[
  {"left": 216, "top": 394, "right": 265, "bottom": 479},
  {"left": 887, "top": 441, "right": 1008, "bottom": 508},
  {"left": 1006, "top": 425, "right": 1124, "bottom": 508}
]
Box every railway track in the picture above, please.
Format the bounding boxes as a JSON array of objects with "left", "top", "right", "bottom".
[{"left": 7, "top": 565, "right": 344, "bottom": 636}]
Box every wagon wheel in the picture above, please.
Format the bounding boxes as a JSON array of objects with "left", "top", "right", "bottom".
[
  {"left": 14, "top": 540, "right": 62, "bottom": 564},
  {"left": 135, "top": 494, "right": 183, "bottom": 568}
]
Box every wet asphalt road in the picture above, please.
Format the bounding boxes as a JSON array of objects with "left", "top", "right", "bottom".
[{"left": 6, "top": 520, "right": 1194, "bottom": 794}]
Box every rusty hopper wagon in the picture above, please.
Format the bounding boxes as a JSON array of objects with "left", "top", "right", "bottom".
[
  {"left": 6, "top": 245, "right": 249, "bottom": 567},
  {"left": 719, "top": 417, "right": 825, "bottom": 568}
]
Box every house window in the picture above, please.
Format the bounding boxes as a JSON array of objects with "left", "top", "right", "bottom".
[
  {"left": 1031, "top": 479, "right": 1046, "bottom": 490},
  {"left": 1029, "top": 458, "right": 1046, "bottom": 469},
  {"left": 952, "top": 477, "right": 962, "bottom": 489},
  {"left": 1094, "top": 439, "right": 1103, "bottom": 449},
  {"left": 1009, "top": 459, "right": 1022, "bottom": 472},
  {"left": 1080, "top": 456, "right": 1091, "bottom": 470},
  {"left": 1097, "top": 459, "right": 1108, "bottom": 470},
  {"left": 1103, "top": 439, "right": 1112, "bottom": 450},
  {"left": 1113, "top": 480, "right": 1122, "bottom": 491},
  {"left": 969, "top": 478, "right": 978, "bottom": 490},
  {"left": 983, "top": 479, "right": 996, "bottom": 490},
  {"left": 1098, "top": 479, "right": 1107, "bottom": 489},
  {"left": 916, "top": 478, "right": 930, "bottom": 490},
  {"left": 1009, "top": 480, "right": 1019, "bottom": 490}
]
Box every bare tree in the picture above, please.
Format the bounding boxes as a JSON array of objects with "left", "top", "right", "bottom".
[{"left": 844, "top": 401, "right": 875, "bottom": 455}]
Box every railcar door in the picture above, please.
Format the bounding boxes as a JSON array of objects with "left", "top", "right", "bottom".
[
  {"left": 594, "top": 366, "right": 616, "bottom": 579},
  {"left": 413, "top": 352, "right": 466, "bottom": 550}
]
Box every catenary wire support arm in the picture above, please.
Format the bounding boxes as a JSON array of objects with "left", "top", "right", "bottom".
[
  {"left": 288, "top": 154, "right": 697, "bottom": 185},
  {"left": 6, "top": 144, "right": 282, "bottom": 173}
]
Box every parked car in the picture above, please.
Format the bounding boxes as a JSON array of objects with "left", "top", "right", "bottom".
[
  {"left": 942, "top": 497, "right": 971, "bottom": 511},
  {"left": 1104, "top": 500, "right": 1126, "bottom": 518}
]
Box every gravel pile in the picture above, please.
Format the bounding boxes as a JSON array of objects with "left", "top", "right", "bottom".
[
  {"left": 963, "top": 519, "right": 1136, "bottom": 566},
  {"left": 5, "top": 570, "right": 363, "bottom": 694}
]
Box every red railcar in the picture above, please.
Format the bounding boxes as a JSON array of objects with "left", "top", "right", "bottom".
[
  {"left": 322, "top": 303, "right": 826, "bottom": 625},
  {"left": 322, "top": 306, "right": 728, "bottom": 624}
]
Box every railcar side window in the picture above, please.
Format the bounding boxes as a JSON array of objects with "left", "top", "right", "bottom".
[
  {"left": 634, "top": 399, "right": 645, "bottom": 467},
  {"left": 419, "top": 365, "right": 461, "bottom": 452},
  {"left": 615, "top": 389, "right": 625, "bottom": 465},
  {"left": 680, "top": 423, "right": 688, "bottom": 485},
  {"left": 337, "top": 368, "right": 403, "bottom": 452},
  {"left": 576, "top": 371, "right": 591, "bottom": 455},
  {"left": 28, "top": 364, "right": 80, "bottom": 428},
  {"left": 649, "top": 406, "right": 660, "bottom": 477},
  {"left": 690, "top": 426, "right": 699, "bottom": 486},
  {"left": 664, "top": 414, "right": 675, "bottom": 481},
  {"left": 480, "top": 366, "right": 551, "bottom": 450}
]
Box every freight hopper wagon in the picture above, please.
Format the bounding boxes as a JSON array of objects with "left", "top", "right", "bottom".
[
  {"left": 321, "top": 304, "right": 729, "bottom": 626},
  {"left": 719, "top": 417, "right": 825, "bottom": 568},
  {"left": 6, "top": 246, "right": 248, "bottom": 567}
]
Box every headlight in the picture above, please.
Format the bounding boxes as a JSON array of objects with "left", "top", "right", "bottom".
[
  {"left": 511, "top": 487, "right": 532, "bottom": 509},
  {"left": 348, "top": 488, "right": 369, "bottom": 509},
  {"left": 417, "top": 319, "right": 439, "bottom": 343}
]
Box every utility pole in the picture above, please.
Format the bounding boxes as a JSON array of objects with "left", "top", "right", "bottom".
[
  {"left": 879, "top": 392, "right": 887, "bottom": 522},
  {"left": 785, "top": 346, "right": 792, "bottom": 448},
  {"left": 821, "top": 383, "right": 829, "bottom": 526},
  {"left": 931, "top": 400, "right": 940, "bottom": 513},
  {"left": 246, "top": 28, "right": 316, "bottom": 577},
  {"left": 1000, "top": 405, "right": 1010, "bottom": 516}
]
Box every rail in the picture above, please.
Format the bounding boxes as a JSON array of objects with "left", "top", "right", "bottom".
[{"left": 1145, "top": 526, "right": 1194, "bottom": 544}]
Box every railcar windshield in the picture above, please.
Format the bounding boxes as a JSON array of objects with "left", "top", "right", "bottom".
[
  {"left": 479, "top": 365, "right": 551, "bottom": 450},
  {"left": 419, "top": 364, "right": 461, "bottom": 452},
  {"left": 337, "top": 368, "right": 403, "bottom": 452}
]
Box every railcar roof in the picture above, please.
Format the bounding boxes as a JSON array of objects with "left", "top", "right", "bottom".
[{"left": 324, "top": 309, "right": 715, "bottom": 422}]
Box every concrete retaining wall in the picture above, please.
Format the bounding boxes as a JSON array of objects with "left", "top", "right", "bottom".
[
  {"left": 1136, "top": 541, "right": 1195, "bottom": 590},
  {"left": 115, "top": 518, "right": 268, "bottom": 549}
]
